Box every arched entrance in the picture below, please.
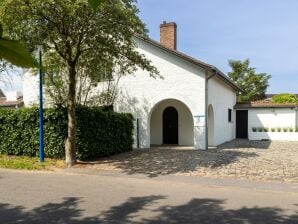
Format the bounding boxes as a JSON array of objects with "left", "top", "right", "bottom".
[
  {"left": 149, "top": 99, "right": 194, "bottom": 146},
  {"left": 208, "top": 104, "right": 214, "bottom": 146},
  {"left": 163, "top": 106, "right": 178, "bottom": 144}
]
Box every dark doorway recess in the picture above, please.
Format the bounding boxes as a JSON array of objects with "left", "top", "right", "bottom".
[
  {"left": 163, "top": 106, "right": 178, "bottom": 144},
  {"left": 236, "top": 110, "right": 248, "bottom": 138}
]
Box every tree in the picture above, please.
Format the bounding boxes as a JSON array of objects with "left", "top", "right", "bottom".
[
  {"left": 0, "top": 0, "right": 158, "bottom": 166},
  {"left": 272, "top": 93, "right": 298, "bottom": 104},
  {"left": 228, "top": 59, "right": 271, "bottom": 102}
]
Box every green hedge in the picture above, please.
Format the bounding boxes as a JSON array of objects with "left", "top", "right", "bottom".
[{"left": 0, "top": 106, "right": 134, "bottom": 160}]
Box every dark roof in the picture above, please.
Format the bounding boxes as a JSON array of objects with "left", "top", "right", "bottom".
[
  {"left": 134, "top": 34, "right": 242, "bottom": 92},
  {"left": 235, "top": 101, "right": 298, "bottom": 109},
  {"left": 0, "top": 89, "right": 5, "bottom": 98}
]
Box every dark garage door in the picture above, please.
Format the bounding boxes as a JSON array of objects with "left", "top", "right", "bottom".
[{"left": 236, "top": 110, "right": 248, "bottom": 138}]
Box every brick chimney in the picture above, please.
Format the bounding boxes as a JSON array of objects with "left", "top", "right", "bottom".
[{"left": 160, "top": 21, "right": 177, "bottom": 50}]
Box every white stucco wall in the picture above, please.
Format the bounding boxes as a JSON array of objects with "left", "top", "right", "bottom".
[
  {"left": 114, "top": 38, "right": 207, "bottom": 149},
  {"left": 248, "top": 108, "right": 298, "bottom": 141},
  {"left": 23, "top": 71, "right": 39, "bottom": 106},
  {"left": 22, "top": 38, "right": 240, "bottom": 149},
  {"left": 208, "top": 77, "right": 237, "bottom": 146}
]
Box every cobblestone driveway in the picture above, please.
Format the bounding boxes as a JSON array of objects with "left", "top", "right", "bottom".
[{"left": 77, "top": 140, "right": 298, "bottom": 183}]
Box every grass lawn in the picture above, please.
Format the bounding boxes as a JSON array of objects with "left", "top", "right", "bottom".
[{"left": 0, "top": 155, "right": 65, "bottom": 170}]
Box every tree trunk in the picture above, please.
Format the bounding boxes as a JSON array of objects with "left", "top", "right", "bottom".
[{"left": 65, "top": 64, "right": 77, "bottom": 167}]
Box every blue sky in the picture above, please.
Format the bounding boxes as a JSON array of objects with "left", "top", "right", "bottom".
[{"left": 137, "top": 0, "right": 298, "bottom": 93}]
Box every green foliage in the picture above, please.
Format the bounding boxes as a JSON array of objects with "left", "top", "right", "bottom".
[
  {"left": 0, "top": 107, "right": 134, "bottom": 160},
  {"left": 252, "top": 127, "right": 257, "bottom": 132},
  {"left": 228, "top": 59, "right": 271, "bottom": 103},
  {"left": 271, "top": 127, "right": 276, "bottom": 132},
  {"left": 272, "top": 93, "right": 298, "bottom": 104},
  {"left": 0, "top": 23, "right": 37, "bottom": 68},
  {"left": 0, "top": 38, "right": 38, "bottom": 68},
  {"left": 88, "top": 0, "right": 103, "bottom": 10}
]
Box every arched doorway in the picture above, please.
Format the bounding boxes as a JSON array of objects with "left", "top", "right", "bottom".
[
  {"left": 208, "top": 104, "right": 214, "bottom": 146},
  {"left": 149, "top": 99, "right": 194, "bottom": 146},
  {"left": 163, "top": 106, "right": 178, "bottom": 144}
]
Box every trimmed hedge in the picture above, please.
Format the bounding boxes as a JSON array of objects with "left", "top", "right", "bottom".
[{"left": 0, "top": 106, "right": 134, "bottom": 160}]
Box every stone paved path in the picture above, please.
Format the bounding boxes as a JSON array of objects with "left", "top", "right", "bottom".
[{"left": 76, "top": 140, "right": 298, "bottom": 183}]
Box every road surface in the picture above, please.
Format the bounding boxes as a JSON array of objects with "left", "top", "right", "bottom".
[{"left": 0, "top": 168, "right": 297, "bottom": 223}]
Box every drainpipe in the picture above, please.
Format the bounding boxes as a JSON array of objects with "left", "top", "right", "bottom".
[
  {"left": 205, "top": 69, "right": 217, "bottom": 150},
  {"left": 295, "top": 106, "right": 298, "bottom": 129}
]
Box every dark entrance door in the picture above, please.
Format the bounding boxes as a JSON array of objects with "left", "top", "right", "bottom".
[
  {"left": 236, "top": 110, "right": 248, "bottom": 138},
  {"left": 163, "top": 106, "right": 178, "bottom": 144}
]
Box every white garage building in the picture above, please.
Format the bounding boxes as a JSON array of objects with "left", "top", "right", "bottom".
[
  {"left": 235, "top": 101, "right": 298, "bottom": 141},
  {"left": 23, "top": 22, "right": 242, "bottom": 150}
]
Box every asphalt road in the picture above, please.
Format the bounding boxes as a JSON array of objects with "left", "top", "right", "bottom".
[{"left": 0, "top": 168, "right": 298, "bottom": 223}]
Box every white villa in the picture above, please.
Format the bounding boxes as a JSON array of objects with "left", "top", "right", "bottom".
[{"left": 22, "top": 21, "right": 298, "bottom": 149}]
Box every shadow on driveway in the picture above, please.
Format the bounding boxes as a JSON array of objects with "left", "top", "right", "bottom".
[
  {"left": 77, "top": 145, "right": 258, "bottom": 177},
  {"left": 0, "top": 196, "right": 297, "bottom": 223}
]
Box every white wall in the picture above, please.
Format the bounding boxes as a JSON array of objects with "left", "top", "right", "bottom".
[
  {"left": 150, "top": 99, "right": 194, "bottom": 146},
  {"left": 23, "top": 70, "right": 39, "bottom": 106},
  {"left": 208, "top": 77, "right": 236, "bottom": 146},
  {"left": 248, "top": 108, "right": 298, "bottom": 141},
  {"left": 115, "top": 38, "right": 207, "bottom": 149}
]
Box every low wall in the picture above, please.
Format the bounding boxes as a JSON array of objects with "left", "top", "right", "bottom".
[
  {"left": 249, "top": 132, "right": 298, "bottom": 141},
  {"left": 248, "top": 108, "right": 298, "bottom": 141}
]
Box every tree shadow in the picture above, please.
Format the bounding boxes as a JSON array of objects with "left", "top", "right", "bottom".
[
  {"left": 0, "top": 197, "right": 100, "bottom": 224},
  {"left": 144, "top": 198, "right": 298, "bottom": 224},
  {"left": 78, "top": 147, "right": 258, "bottom": 177},
  {"left": 0, "top": 196, "right": 297, "bottom": 224}
]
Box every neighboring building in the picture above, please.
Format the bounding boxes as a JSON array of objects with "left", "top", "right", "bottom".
[
  {"left": 0, "top": 91, "right": 24, "bottom": 109},
  {"left": 235, "top": 101, "right": 298, "bottom": 141},
  {"left": 0, "top": 89, "right": 5, "bottom": 100},
  {"left": 23, "top": 21, "right": 241, "bottom": 150}
]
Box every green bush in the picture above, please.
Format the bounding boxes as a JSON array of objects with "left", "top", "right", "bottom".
[
  {"left": 272, "top": 93, "right": 298, "bottom": 104},
  {"left": 257, "top": 127, "right": 264, "bottom": 132},
  {"left": 271, "top": 127, "right": 276, "bottom": 132},
  {"left": 277, "top": 127, "right": 281, "bottom": 132},
  {"left": 0, "top": 106, "right": 134, "bottom": 160},
  {"left": 263, "top": 127, "right": 269, "bottom": 132},
  {"left": 252, "top": 127, "right": 257, "bottom": 132},
  {"left": 283, "top": 127, "right": 288, "bottom": 132}
]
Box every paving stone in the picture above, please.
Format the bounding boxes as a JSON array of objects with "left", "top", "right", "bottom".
[{"left": 76, "top": 139, "right": 298, "bottom": 183}]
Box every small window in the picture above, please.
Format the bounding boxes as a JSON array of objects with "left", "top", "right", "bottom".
[{"left": 228, "top": 109, "right": 232, "bottom": 122}]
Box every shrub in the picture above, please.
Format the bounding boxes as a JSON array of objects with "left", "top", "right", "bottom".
[
  {"left": 258, "top": 127, "right": 264, "bottom": 132},
  {"left": 0, "top": 106, "right": 134, "bottom": 160},
  {"left": 271, "top": 127, "right": 276, "bottom": 132},
  {"left": 252, "top": 127, "right": 257, "bottom": 132},
  {"left": 277, "top": 127, "right": 282, "bottom": 132},
  {"left": 296, "top": 127, "right": 298, "bottom": 132},
  {"left": 263, "top": 127, "right": 269, "bottom": 132},
  {"left": 283, "top": 127, "right": 288, "bottom": 132},
  {"left": 289, "top": 127, "right": 294, "bottom": 132},
  {"left": 272, "top": 93, "right": 298, "bottom": 104}
]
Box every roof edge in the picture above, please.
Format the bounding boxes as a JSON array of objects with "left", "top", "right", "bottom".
[{"left": 134, "top": 34, "right": 242, "bottom": 92}]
